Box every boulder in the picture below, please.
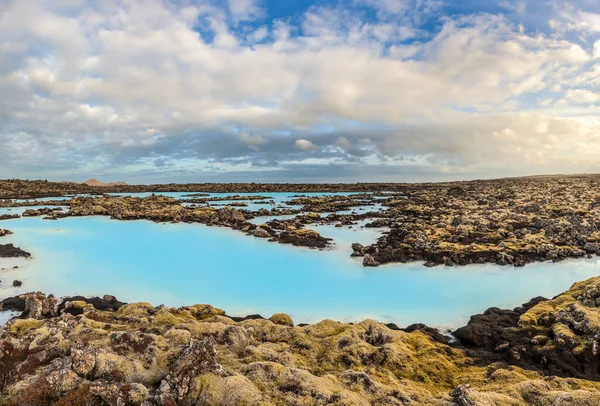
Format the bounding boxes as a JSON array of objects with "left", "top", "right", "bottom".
[
  {"left": 252, "top": 227, "right": 271, "bottom": 238},
  {"left": 269, "top": 313, "right": 294, "bottom": 327},
  {"left": 363, "top": 254, "right": 379, "bottom": 267}
]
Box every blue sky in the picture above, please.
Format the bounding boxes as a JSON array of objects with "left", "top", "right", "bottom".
[{"left": 1, "top": 0, "right": 600, "bottom": 183}]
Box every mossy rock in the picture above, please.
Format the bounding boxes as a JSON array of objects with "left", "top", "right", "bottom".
[
  {"left": 117, "top": 302, "right": 154, "bottom": 318},
  {"left": 269, "top": 313, "right": 294, "bottom": 327},
  {"left": 9, "top": 319, "right": 45, "bottom": 336}
]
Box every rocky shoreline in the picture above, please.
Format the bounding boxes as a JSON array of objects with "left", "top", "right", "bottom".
[
  {"left": 5, "top": 175, "right": 600, "bottom": 267},
  {"left": 1, "top": 277, "right": 600, "bottom": 405}
]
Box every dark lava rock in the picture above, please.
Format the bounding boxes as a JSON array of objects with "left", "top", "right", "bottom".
[
  {"left": 12, "top": 280, "right": 22, "bottom": 287},
  {"left": 59, "top": 294, "right": 126, "bottom": 315},
  {"left": 0, "top": 214, "right": 19, "bottom": 221},
  {"left": 453, "top": 296, "right": 547, "bottom": 350},
  {"left": 0, "top": 295, "right": 26, "bottom": 312},
  {"left": 228, "top": 314, "right": 265, "bottom": 322},
  {"left": 448, "top": 296, "right": 600, "bottom": 379},
  {"left": 403, "top": 323, "right": 449, "bottom": 344},
  {"left": 0, "top": 244, "right": 31, "bottom": 258}
]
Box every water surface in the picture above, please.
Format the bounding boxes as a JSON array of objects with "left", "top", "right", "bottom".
[{"left": 1, "top": 213, "right": 598, "bottom": 329}]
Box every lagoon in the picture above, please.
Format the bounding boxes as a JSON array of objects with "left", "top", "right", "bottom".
[{"left": 2, "top": 209, "right": 599, "bottom": 329}]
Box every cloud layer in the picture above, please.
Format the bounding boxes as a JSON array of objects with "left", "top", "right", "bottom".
[{"left": 1, "top": 0, "right": 600, "bottom": 182}]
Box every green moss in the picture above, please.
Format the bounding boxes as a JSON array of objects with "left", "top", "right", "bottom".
[{"left": 9, "top": 319, "right": 45, "bottom": 336}]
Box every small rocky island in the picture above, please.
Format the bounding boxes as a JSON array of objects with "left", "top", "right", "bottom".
[{"left": 1, "top": 277, "right": 600, "bottom": 405}]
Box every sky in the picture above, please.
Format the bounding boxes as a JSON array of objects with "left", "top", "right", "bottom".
[{"left": 1, "top": 0, "right": 600, "bottom": 184}]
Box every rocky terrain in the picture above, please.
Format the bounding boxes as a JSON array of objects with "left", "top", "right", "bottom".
[
  {"left": 0, "top": 179, "right": 407, "bottom": 200},
  {"left": 4, "top": 175, "right": 600, "bottom": 266},
  {"left": 1, "top": 277, "right": 600, "bottom": 405}
]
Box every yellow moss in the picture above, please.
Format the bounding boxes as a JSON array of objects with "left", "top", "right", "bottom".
[
  {"left": 302, "top": 320, "right": 348, "bottom": 338},
  {"left": 164, "top": 328, "right": 192, "bottom": 345},
  {"left": 519, "top": 296, "right": 571, "bottom": 327},
  {"left": 94, "top": 351, "right": 170, "bottom": 385},
  {"left": 193, "top": 374, "right": 266, "bottom": 405},
  {"left": 117, "top": 302, "right": 154, "bottom": 318},
  {"left": 181, "top": 304, "right": 226, "bottom": 320},
  {"left": 9, "top": 319, "right": 45, "bottom": 336},
  {"left": 152, "top": 309, "right": 187, "bottom": 326}
]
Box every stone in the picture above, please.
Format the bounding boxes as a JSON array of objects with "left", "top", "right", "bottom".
[
  {"left": 363, "top": 254, "right": 379, "bottom": 267},
  {"left": 269, "top": 313, "right": 294, "bottom": 327}
]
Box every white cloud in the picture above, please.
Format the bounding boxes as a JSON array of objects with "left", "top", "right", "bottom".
[
  {"left": 1, "top": 0, "right": 600, "bottom": 181},
  {"left": 295, "top": 139, "right": 317, "bottom": 151},
  {"left": 594, "top": 40, "right": 600, "bottom": 58},
  {"left": 227, "top": 0, "right": 263, "bottom": 21},
  {"left": 565, "top": 89, "right": 600, "bottom": 104}
]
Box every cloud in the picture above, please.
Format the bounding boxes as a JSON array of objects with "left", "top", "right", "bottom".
[
  {"left": 227, "top": 0, "right": 264, "bottom": 21},
  {"left": 295, "top": 139, "right": 317, "bottom": 151},
  {"left": 1, "top": 0, "right": 600, "bottom": 182}
]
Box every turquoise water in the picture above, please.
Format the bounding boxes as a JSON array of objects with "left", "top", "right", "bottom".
[
  {"left": 9, "top": 192, "right": 385, "bottom": 214},
  {"left": 1, "top": 213, "right": 599, "bottom": 329}
]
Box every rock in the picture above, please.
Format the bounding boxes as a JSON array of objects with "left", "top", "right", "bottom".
[
  {"left": 363, "top": 254, "right": 379, "bottom": 267},
  {"left": 277, "top": 229, "right": 331, "bottom": 249},
  {"left": 453, "top": 297, "right": 546, "bottom": 349},
  {"left": 21, "top": 292, "right": 59, "bottom": 319},
  {"left": 0, "top": 229, "right": 12, "bottom": 237},
  {"left": 12, "top": 280, "right": 22, "bottom": 287},
  {"left": 71, "top": 347, "right": 97, "bottom": 377},
  {"left": 403, "top": 323, "right": 449, "bottom": 344},
  {"left": 59, "top": 294, "right": 126, "bottom": 314},
  {"left": 252, "top": 227, "right": 271, "bottom": 238},
  {"left": 450, "top": 384, "right": 477, "bottom": 406},
  {"left": 228, "top": 314, "right": 265, "bottom": 322},
  {"left": 269, "top": 313, "right": 294, "bottom": 327},
  {"left": 1, "top": 281, "right": 600, "bottom": 404},
  {"left": 90, "top": 382, "right": 149, "bottom": 405},
  {"left": 217, "top": 206, "right": 246, "bottom": 225},
  {"left": 0, "top": 243, "right": 31, "bottom": 258},
  {"left": 0, "top": 295, "right": 26, "bottom": 312},
  {"left": 159, "top": 338, "right": 228, "bottom": 402},
  {"left": 365, "top": 218, "right": 391, "bottom": 228},
  {"left": 351, "top": 243, "right": 365, "bottom": 256},
  {"left": 584, "top": 242, "right": 600, "bottom": 253}
]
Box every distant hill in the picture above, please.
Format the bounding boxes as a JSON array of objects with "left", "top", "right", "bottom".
[{"left": 82, "top": 178, "right": 127, "bottom": 187}]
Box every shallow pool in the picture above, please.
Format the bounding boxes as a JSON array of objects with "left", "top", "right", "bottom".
[{"left": 1, "top": 213, "right": 598, "bottom": 329}]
